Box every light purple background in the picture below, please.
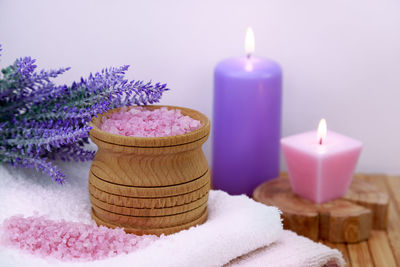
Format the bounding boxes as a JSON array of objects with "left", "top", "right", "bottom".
[{"left": 1, "top": 0, "right": 399, "bottom": 174}]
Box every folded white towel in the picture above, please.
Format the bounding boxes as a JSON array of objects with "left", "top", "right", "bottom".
[
  {"left": 0, "top": 162, "right": 283, "bottom": 267},
  {"left": 226, "top": 230, "right": 345, "bottom": 267}
]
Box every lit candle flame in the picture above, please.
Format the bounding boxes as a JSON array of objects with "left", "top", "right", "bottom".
[
  {"left": 245, "top": 27, "right": 255, "bottom": 58},
  {"left": 317, "top": 119, "right": 327, "bottom": 145}
]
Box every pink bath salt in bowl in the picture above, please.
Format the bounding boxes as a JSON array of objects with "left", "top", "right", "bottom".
[
  {"left": 0, "top": 215, "right": 158, "bottom": 261},
  {"left": 100, "top": 107, "right": 202, "bottom": 137}
]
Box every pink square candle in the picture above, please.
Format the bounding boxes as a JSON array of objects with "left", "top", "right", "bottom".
[{"left": 281, "top": 130, "right": 362, "bottom": 203}]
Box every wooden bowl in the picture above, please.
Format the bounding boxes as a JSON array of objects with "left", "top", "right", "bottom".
[
  {"left": 89, "top": 181, "right": 210, "bottom": 208},
  {"left": 89, "top": 105, "right": 210, "bottom": 187},
  {"left": 90, "top": 193, "right": 209, "bottom": 216},
  {"left": 88, "top": 170, "right": 210, "bottom": 198},
  {"left": 91, "top": 208, "right": 208, "bottom": 236},
  {"left": 92, "top": 202, "right": 207, "bottom": 228},
  {"left": 88, "top": 105, "right": 210, "bottom": 235}
]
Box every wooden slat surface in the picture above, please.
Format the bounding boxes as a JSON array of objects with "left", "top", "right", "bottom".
[
  {"left": 385, "top": 177, "right": 400, "bottom": 266},
  {"left": 368, "top": 230, "right": 397, "bottom": 267},
  {"left": 322, "top": 174, "right": 400, "bottom": 267},
  {"left": 348, "top": 241, "right": 374, "bottom": 267}
]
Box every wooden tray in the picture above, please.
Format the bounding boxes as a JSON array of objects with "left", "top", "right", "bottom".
[{"left": 253, "top": 174, "right": 389, "bottom": 243}]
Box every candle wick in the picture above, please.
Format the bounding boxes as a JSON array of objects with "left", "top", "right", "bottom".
[
  {"left": 319, "top": 138, "right": 323, "bottom": 145},
  {"left": 246, "top": 53, "right": 252, "bottom": 59}
]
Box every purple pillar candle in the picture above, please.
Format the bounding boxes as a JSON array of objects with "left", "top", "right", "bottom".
[{"left": 212, "top": 28, "right": 282, "bottom": 196}]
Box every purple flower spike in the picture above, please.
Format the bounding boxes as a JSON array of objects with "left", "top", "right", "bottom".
[{"left": 0, "top": 45, "right": 169, "bottom": 183}]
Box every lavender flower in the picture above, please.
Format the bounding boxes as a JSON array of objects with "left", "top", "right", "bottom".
[{"left": 0, "top": 46, "right": 169, "bottom": 183}]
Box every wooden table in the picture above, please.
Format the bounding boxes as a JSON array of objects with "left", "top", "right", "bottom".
[{"left": 321, "top": 174, "right": 399, "bottom": 267}]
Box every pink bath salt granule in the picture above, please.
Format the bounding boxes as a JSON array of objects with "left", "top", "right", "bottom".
[
  {"left": 0, "top": 215, "right": 158, "bottom": 261},
  {"left": 100, "top": 107, "right": 202, "bottom": 137}
]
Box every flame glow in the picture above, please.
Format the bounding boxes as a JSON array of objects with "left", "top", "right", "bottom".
[{"left": 245, "top": 27, "right": 255, "bottom": 57}]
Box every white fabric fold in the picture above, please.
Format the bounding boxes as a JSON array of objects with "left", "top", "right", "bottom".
[{"left": 226, "top": 230, "right": 344, "bottom": 267}]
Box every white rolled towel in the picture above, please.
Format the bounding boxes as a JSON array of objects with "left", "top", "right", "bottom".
[{"left": 0, "top": 162, "right": 282, "bottom": 267}]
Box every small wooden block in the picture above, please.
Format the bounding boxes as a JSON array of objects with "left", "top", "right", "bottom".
[
  {"left": 253, "top": 175, "right": 389, "bottom": 243},
  {"left": 345, "top": 175, "right": 389, "bottom": 230}
]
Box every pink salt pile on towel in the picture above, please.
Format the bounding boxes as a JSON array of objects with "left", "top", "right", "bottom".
[
  {"left": 0, "top": 215, "right": 157, "bottom": 261},
  {"left": 100, "top": 107, "right": 201, "bottom": 137}
]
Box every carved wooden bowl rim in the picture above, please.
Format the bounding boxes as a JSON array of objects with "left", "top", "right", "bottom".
[{"left": 89, "top": 105, "right": 210, "bottom": 148}]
